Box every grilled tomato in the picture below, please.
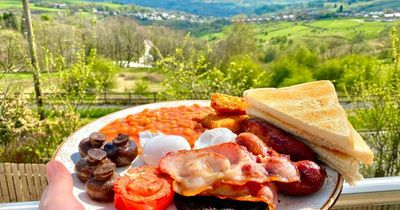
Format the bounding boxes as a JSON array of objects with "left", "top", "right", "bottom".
[{"left": 114, "top": 166, "right": 174, "bottom": 210}]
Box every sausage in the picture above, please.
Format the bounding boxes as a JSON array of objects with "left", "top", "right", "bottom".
[
  {"left": 235, "top": 133, "right": 277, "bottom": 157},
  {"left": 275, "top": 160, "right": 326, "bottom": 195},
  {"left": 241, "top": 118, "right": 316, "bottom": 161}
]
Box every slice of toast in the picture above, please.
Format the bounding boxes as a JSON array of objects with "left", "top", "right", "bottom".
[
  {"left": 311, "top": 143, "right": 363, "bottom": 185},
  {"left": 244, "top": 81, "right": 373, "bottom": 165}
]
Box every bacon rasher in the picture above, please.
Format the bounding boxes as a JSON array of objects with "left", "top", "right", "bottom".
[{"left": 159, "top": 142, "right": 299, "bottom": 209}]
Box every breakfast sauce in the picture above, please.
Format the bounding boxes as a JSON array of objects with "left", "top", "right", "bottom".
[{"left": 99, "top": 104, "right": 214, "bottom": 149}]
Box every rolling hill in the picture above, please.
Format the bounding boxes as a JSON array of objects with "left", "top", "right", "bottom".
[
  {"left": 1, "top": 0, "right": 399, "bottom": 17},
  {"left": 202, "top": 18, "right": 399, "bottom": 41},
  {"left": 105, "top": 0, "right": 312, "bottom": 17},
  {"left": 112, "top": 0, "right": 400, "bottom": 17}
]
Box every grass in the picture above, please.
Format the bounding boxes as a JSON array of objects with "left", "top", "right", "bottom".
[
  {"left": 77, "top": 106, "right": 123, "bottom": 118},
  {"left": 114, "top": 69, "right": 165, "bottom": 92},
  {"left": 0, "top": 0, "right": 122, "bottom": 11},
  {"left": 0, "top": 72, "right": 34, "bottom": 92},
  {"left": 0, "top": 68, "right": 165, "bottom": 93},
  {"left": 202, "top": 18, "right": 400, "bottom": 42},
  {"left": 0, "top": 0, "right": 62, "bottom": 12},
  {"left": 0, "top": 72, "right": 33, "bottom": 80},
  {"left": 0, "top": 1, "right": 20, "bottom": 9},
  {"left": 0, "top": 72, "right": 59, "bottom": 92}
]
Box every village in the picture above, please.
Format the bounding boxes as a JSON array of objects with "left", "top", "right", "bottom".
[{"left": 28, "top": 1, "right": 400, "bottom": 25}]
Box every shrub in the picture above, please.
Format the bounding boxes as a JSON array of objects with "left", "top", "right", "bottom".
[
  {"left": 314, "top": 58, "right": 344, "bottom": 85},
  {"left": 0, "top": 91, "right": 38, "bottom": 146},
  {"left": 78, "top": 107, "right": 122, "bottom": 119},
  {"left": 90, "top": 57, "right": 120, "bottom": 91},
  {"left": 349, "top": 28, "right": 400, "bottom": 177},
  {"left": 40, "top": 15, "right": 51, "bottom": 21},
  {"left": 157, "top": 40, "right": 267, "bottom": 99},
  {"left": 349, "top": 65, "right": 400, "bottom": 177},
  {"left": 268, "top": 56, "right": 314, "bottom": 87},
  {"left": 133, "top": 79, "right": 150, "bottom": 94},
  {"left": 270, "top": 35, "right": 287, "bottom": 45},
  {"left": 264, "top": 46, "right": 278, "bottom": 63},
  {"left": 0, "top": 90, "right": 82, "bottom": 163},
  {"left": 0, "top": 30, "right": 28, "bottom": 72},
  {"left": 314, "top": 54, "right": 378, "bottom": 92},
  {"left": 60, "top": 49, "right": 120, "bottom": 98},
  {"left": 339, "top": 55, "right": 378, "bottom": 93}
]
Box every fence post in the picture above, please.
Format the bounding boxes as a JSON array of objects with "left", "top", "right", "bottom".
[
  {"left": 153, "top": 92, "right": 157, "bottom": 102},
  {"left": 104, "top": 92, "right": 107, "bottom": 104},
  {"left": 129, "top": 92, "right": 132, "bottom": 104}
]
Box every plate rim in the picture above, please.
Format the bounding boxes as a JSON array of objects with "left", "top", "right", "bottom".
[
  {"left": 52, "top": 100, "right": 344, "bottom": 210},
  {"left": 321, "top": 175, "right": 344, "bottom": 210}
]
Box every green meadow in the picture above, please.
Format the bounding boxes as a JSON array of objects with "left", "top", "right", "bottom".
[
  {"left": 203, "top": 18, "right": 400, "bottom": 42},
  {"left": 0, "top": 0, "right": 122, "bottom": 10}
]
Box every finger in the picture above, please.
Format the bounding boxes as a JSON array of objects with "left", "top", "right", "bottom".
[
  {"left": 39, "top": 160, "right": 84, "bottom": 210},
  {"left": 45, "top": 160, "right": 73, "bottom": 193}
]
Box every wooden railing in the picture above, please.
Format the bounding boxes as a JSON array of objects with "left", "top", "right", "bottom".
[
  {"left": 0, "top": 92, "right": 160, "bottom": 105},
  {"left": 0, "top": 163, "right": 47, "bottom": 203},
  {"left": 0, "top": 91, "right": 387, "bottom": 109}
]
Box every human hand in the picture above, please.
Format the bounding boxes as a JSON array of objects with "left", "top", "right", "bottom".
[{"left": 39, "top": 160, "right": 84, "bottom": 210}]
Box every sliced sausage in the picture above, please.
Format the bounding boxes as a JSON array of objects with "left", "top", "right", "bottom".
[
  {"left": 235, "top": 133, "right": 277, "bottom": 157},
  {"left": 275, "top": 160, "right": 326, "bottom": 195},
  {"left": 242, "top": 118, "right": 316, "bottom": 161}
]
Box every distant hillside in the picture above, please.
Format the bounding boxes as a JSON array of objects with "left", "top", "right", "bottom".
[
  {"left": 1, "top": 0, "right": 399, "bottom": 17},
  {"left": 113, "top": 0, "right": 311, "bottom": 17},
  {"left": 103, "top": 0, "right": 400, "bottom": 17},
  {"left": 349, "top": 0, "right": 400, "bottom": 12}
]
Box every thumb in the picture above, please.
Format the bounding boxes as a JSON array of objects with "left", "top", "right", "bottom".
[
  {"left": 45, "top": 160, "right": 73, "bottom": 191},
  {"left": 39, "top": 160, "right": 84, "bottom": 210}
]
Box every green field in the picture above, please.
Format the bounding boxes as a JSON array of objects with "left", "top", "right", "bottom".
[
  {"left": 0, "top": 72, "right": 56, "bottom": 92},
  {"left": 0, "top": 0, "right": 61, "bottom": 12},
  {"left": 203, "top": 19, "right": 400, "bottom": 42},
  {"left": 0, "top": 1, "right": 20, "bottom": 9},
  {"left": 0, "top": 69, "right": 165, "bottom": 93},
  {"left": 0, "top": 0, "right": 122, "bottom": 11}
]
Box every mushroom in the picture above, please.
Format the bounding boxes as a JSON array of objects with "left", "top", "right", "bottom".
[
  {"left": 79, "top": 132, "right": 106, "bottom": 157},
  {"left": 75, "top": 148, "right": 112, "bottom": 183},
  {"left": 104, "top": 134, "right": 138, "bottom": 167},
  {"left": 103, "top": 142, "right": 117, "bottom": 159},
  {"left": 85, "top": 163, "right": 118, "bottom": 202}
]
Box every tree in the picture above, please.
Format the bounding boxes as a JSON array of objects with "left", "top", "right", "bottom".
[
  {"left": 2, "top": 12, "right": 19, "bottom": 30},
  {"left": 268, "top": 56, "right": 314, "bottom": 87},
  {"left": 339, "top": 55, "right": 378, "bottom": 93},
  {"left": 210, "top": 23, "right": 258, "bottom": 68},
  {"left": 146, "top": 26, "right": 188, "bottom": 60},
  {"left": 338, "top": 5, "right": 343, "bottom": 13},
  {"left": 156, "top": 37, "right": 266, "bottom": 99},
  {"left": 268, "top": 45, "right": 318, "bottom": 87},
  {"left": 34, "top": 22, "right": 83, "bottom": 71},
  {"left": 22, "top": 0, "right": 45, "bottom": 120},
  {"left": 0, "top": 30, "right": 28, "bottom": 72},
  {"left": 349, "top": 28, "right": 400, "bottom": 177},
  {"left": 59, "top": 49, "right": 119, "bottom": 99},
  {"left": 392, "top": 28, "right": 400, "bottom": 73},
  {"left": 96, "top": 17, "right": 145, "bottom": 66}
]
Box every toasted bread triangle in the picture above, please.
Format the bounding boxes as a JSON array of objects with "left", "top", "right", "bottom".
[{"left": 244, "top": 81, "right": 374, "bottom": 165}]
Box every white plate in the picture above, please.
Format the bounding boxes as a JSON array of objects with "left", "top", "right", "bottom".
[{"left": 53, "top": 100, "right": 344, "bottom": 210}]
